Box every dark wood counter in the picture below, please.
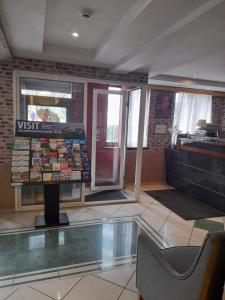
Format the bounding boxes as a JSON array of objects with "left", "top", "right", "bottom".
[
  {"left": 179, "top": 145, "right": 225, "bottom": 159},
  {"left": 165, "top": 142, "right": 225, "bottom": 212}
]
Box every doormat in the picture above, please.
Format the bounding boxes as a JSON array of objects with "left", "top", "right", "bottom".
[
  {"left": 145, "top": 189, "right": 225, "bottom": 220},
  {"left": 194, "top": 219, "right": 224, "bottom": 232},
  {"left": 85, "top": 190, "right": 127, "bottom": 202}
]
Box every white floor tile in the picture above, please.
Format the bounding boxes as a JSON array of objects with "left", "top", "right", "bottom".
[
  {"left": 91, "top": 205, "right": 123, "bottom": 218},
  {"left": 119, "top": 289, "right": 137, "bottom": 300},
  {"left": 11, "top": 213, "right": 35, "bottom": 226},
  {"left": 0, "top": 220, "right": 25, "bottom": 231},
  {"left": 64, "top": 275, "right": 123, "bottom": 300},
  {"left": 190, "top": 227, "right": 208, "bottom": 244},
  {"left": 140, "top": 213, "right": 166, "bottom": 231},
  {"left": 126, "top": 272, "right": 137, "bottom": 293},
  {"left": 0, "top": 287, "right": 17, "bottom": 300},
  {"left": 111, "top": 204, "right": 145, "bottom": 218},
  {"left": 160, "top": 232, "right": 190, "bottom": 247},
  {"left": 7, "top": 287, "right": 50, "bottom": 300},
  {"left": 66, "top": 208, "right": 91, "bottom": 222},
  {"left": 94, "top": 265, "right": 135, "bottom": 287},
  {"left": 74, "top": 211, "right": 105, "bottom": 222},
  {"left": 31, "top": 277, "right": 82, "bottom": 299}
]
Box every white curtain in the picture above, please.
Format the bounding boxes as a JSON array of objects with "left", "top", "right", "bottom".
[
  {"left": 173, "top": 92, "right": 212, "bottom": 138},
  {"left": 127, "top": 89, "right": 150, "bottom": 148},
  {"left": 127, "top": 89, "right": 141, "bottom": 148}
]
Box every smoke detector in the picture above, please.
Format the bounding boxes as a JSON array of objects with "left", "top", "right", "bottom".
[{"left": 81, "top": 8, "right": 93, "bottom": 19}]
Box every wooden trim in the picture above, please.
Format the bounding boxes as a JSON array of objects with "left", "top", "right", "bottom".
[
  {"left": 149, "top": 84, "right": 225, "bottom": 97},
  {"left": 179, "top": 145, "right": 225, "bottom": 159}
]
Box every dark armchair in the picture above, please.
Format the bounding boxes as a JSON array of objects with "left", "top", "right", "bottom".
[{"left": 136, "top": 231, "right": 225, "bottom": 300}]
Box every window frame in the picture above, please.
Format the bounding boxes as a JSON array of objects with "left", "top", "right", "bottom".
[{"left": 13, "top": 70, "right": 147, "bottom": 210}]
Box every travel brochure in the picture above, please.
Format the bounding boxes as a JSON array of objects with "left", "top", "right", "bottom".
[{"left": 11, "top": 136, "right": 90, "bottom": 184}]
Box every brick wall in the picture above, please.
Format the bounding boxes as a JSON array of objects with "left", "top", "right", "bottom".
[
  {"left": 0, "top": 57, "right": 148, "bottom": 163},
  {"left": 148, "top": 89, "right": 175, "bottom": 151},
  {"left": 59, "top": 83, "right": 84, "bottom": 123},
  {"left": 0, "top": 62, "right": 13, "bottom": 163},
  {"left": 212, "top": 95, "right": 225, "bottom": 131},
  {"left": 1, "top": 56, "right": 224, "bottom": 164}
]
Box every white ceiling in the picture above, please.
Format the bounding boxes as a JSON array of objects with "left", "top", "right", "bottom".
[{"left": 1, "top": 0, "right": 225, "bottom": 87}]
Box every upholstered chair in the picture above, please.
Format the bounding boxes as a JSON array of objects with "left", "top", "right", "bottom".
[{"left": 136, "top": 231, "right": 225, "bottom": 300}]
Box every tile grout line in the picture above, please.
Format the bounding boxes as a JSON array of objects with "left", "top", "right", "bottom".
[
  {"left": 62, "top": 275, "right": 84, "bottom": 300},
  {"left": 109, "top": 204, "right": 125, "bottom": 218},
  {"left": 3, "top": 287, "right": 19, "bottom": 300},
  {"left": 159, "top": 211, "right": 172, "bottom": 232},
  {"left": 92, "top": 273, "right": 127, "bottom": 290},
  {"left": 124, "top": 268, "right": 136, "bottom": 291},
  {"left": 29, "top": 286, "right": 56, "bottom": 300},
  {"left": 92, "top": 262, "right": 135, "bottom": 288},
  {"left": 69, "top": 207, "right": 93, "bottom": 222},
  {"left": 29, "top": 275, "right": 84, "bottom": 300},
  {"left": 188, "top": 223, "right": 196, "bottom": 246},
  {"left": 116, "top": 287, "right": 126, "bottom": 300}
]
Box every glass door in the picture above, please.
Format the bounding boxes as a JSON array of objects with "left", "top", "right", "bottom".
[{"left": 91, "top": 89, "right": 127, "bottom": 191}]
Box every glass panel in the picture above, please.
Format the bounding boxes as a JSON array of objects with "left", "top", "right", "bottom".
[
  {"left": 0, "top": 220, "right": 142, "bottom": 278},
  {"left": 19, "top": 78, "right": 84, "bottom": 205},
  {"left": 106, "top": 93, "right": 121, "bottom": 143},
  {"left": 127, "top": 88, "right": 150, "bottom": 148},
  {"left": 94, "top": 92, "right": 124, "bottom": 188}
]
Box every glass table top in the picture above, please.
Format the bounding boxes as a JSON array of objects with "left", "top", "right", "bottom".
[{"left": 0, "top": 220, "right": 144, "bottom": 278}]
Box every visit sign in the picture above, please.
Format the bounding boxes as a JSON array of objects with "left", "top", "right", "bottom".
[{"left": 15, "top": 120, "right": 86, "bottom": 139}]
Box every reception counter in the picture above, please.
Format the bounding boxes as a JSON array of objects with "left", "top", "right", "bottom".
[{"left": 165, "top": 142, "right": 225, "bottom": 212}]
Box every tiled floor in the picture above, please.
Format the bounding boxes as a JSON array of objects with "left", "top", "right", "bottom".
[{"left": 0, "top": 184, "right": 224, "bottom": 299}]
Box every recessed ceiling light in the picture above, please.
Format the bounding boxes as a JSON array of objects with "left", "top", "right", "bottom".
[{"left": 72, "top": 32, "right": 79, "bottom": 38}]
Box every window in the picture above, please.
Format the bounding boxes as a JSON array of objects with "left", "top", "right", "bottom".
[
  {"left": 21, "top": 78, "right": 72, "bottom": 98},
  {"left": 106, "top": 92, "right": 121, "bottom": 143},
  {"left": 127, "top": 89, "right": 150, "bottom": 148},
  {"left": 172, "top": 92, "right": 212, "bottom": 143}
]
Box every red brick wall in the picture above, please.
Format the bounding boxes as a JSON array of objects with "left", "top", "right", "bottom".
[
  {"left": 212, "top": 96, "right": 225, "bottom": 131},
  {"left": 0, "top": 57, "right": 148, "bottom": 163},
  {"left": 0, "top": 62, "right": 13, "bottom": 163},
  {"left": 59, "top": 83, "right": 84, "bottom": 123},
  {"left": 148, "top": 89, "right": 175, "bottom": 150}
]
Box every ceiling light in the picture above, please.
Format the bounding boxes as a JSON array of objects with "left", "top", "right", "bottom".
[{"left": 72, "top": 32, "right": 79, "bottom": 38}]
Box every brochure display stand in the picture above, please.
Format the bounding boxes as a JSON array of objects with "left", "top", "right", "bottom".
[
  {"left": 35, "top": 184, "right": 70, "bottom": 228},
  {"left": 11, "top": 120, "right": 91, "bottom": 229}
]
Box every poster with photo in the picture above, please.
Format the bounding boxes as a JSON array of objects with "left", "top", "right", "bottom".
[{"left": 154, "top": 94, "right": 174, "bottom": 119}]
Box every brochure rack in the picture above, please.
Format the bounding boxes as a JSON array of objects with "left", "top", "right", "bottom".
[{"left": 11, "top": 120, "right": 91, "bottom": 229}]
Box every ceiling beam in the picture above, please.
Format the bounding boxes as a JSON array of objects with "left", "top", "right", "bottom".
[
  {"left": 94, "top": 0, "right": 153, "bottom": 61},
  {"left": 112, "top": 0, "right": 225, "bottom": 73}
]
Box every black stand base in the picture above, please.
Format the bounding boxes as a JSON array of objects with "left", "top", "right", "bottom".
[
  {"left": 35, "top": 212, "right": 69, "bottom": 229},
  {"left": 35, "top": 184, "right": 70, "bottom": 229}
]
